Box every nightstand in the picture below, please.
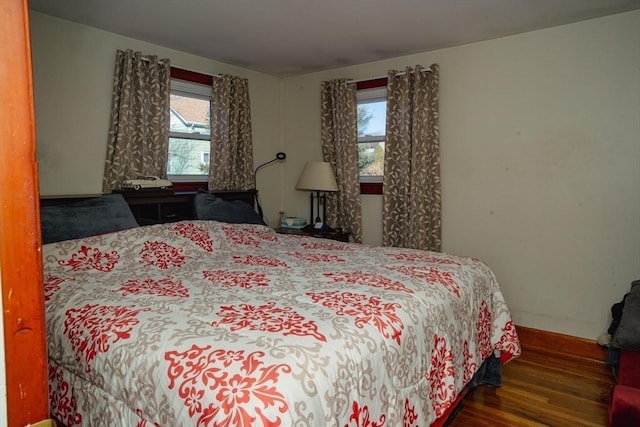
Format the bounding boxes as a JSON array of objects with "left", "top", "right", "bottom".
[{"left": 275, "top": 227, "right": 350, "bottom": 242}]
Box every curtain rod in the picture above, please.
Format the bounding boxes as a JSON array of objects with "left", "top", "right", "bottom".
[{"left": 347, "top": 68, "right": 432, "bottom": 84}]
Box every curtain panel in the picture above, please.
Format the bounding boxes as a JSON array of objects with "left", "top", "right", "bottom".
[
  {"left": 382, "top": 64, "right": 441, "bottom": 251},
  {"left": 102, "top": 49, "right": 171, "bottom": 192},
  {"left": 320, "top": 79, "right": 362, "bottom": 243},
  {"left": 208, "top": 75, "right": 254, "bottom": 191}
]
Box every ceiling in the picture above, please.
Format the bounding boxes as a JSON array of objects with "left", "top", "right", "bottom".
[{"left": 28, "top": 0, "right": 640, "bottom": 77}]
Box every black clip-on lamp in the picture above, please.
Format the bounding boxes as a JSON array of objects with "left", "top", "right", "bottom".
[{"left": 253, "top": 152, "right": 286, "bottom": 221}]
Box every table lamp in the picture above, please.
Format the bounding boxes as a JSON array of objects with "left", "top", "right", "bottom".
[{"left": 295, "top": 161, "right": 338, "bottom": 231}]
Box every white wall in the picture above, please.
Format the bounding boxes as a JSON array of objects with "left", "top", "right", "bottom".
[
  {"left": 281, "top": 11, "right": 640, "bottom": 339},
  {"left": 29, "top": 12, "right": 285, "bottom": 226}
]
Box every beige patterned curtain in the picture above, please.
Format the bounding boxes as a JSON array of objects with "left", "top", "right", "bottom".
[
  {"left": 102, "top": 49, "right": 170, "bottom": 192},
  {"left": 209, "top": 75, "right": 254, "bottom": 190},
  {"left": 320, "top": 79, "right": 362, "bottom": 243},
  {"left": 383, "top": 64, "right": 441, "bottom": 251}
]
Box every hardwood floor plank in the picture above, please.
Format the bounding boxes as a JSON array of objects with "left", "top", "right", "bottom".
[{"left": 448, "top": 346, "right": 613, "bottom": 426}]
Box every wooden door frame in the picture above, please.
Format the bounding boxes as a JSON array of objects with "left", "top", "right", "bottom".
[{"left": 0, "top": 0, "right": 49, "bottom": 425}]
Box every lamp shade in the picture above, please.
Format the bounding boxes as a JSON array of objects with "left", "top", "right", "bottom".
[{"left": 295, "top": 161, "right": 338, "bottom": 192}]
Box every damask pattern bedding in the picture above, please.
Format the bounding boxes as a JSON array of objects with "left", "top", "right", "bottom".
[{"left": 44, "top": 221, "right": 520, "bottom": 426}]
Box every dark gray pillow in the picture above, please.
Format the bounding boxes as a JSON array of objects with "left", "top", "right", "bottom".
[
  {"left": 194, "top": 191, "right": 265, "bottom": 225},
  {"left": 612, "top": 281, "right": 640, "bottom": 350},
  {"left": 41, "top": 194, "right": 139, "bottom": 244}
]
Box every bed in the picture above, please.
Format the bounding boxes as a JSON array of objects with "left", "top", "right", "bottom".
[{"left": 42, "top": 191, "right": 520, "bottom": 426}]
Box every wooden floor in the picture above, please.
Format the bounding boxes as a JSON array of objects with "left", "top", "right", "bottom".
[{"left": 449, "top": 346, "right": 614, "bottom": 426}]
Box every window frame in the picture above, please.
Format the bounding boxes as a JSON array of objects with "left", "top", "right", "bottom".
[
  {"left": 167, "top": 67, "right": 214, "bottom": 192},
  {"left": 356, "top": 78, "right": 388, "bottom": 195}
]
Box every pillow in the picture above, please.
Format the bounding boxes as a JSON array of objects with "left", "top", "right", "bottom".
[
  {"left": 41, "top": 194, "right": 139, "bottom": 244},
  {"left": 612, "top": 280, "right": 640, "bottom": 350},
  {"left": 194, "top": 191, "right": 265, "bottom": 225}
]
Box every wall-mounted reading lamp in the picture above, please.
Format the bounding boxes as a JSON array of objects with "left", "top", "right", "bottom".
[{"left": 253, "top": 152, "right": 286, "bottom": 221}]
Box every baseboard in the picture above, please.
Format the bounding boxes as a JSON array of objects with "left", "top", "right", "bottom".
[{"left": 516, "top": 325, "right": 607, "bottom": 361}]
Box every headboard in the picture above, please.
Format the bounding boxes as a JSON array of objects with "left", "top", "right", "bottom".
[{"left": 40, "top": 189, "right": 258, "bottom": 226}]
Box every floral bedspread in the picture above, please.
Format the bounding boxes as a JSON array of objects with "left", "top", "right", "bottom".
[{"left": 44, "top": 221, "right": 520, "bottom": 427}]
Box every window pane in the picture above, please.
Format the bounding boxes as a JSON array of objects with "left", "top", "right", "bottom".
[
  {"left": 170, "top": 94, "right": 211, "bottom": 136},
  {"left": 358, "top": 142, "right": 384, "bottom": 176},
  {"left": 168, "top": 138, "right": 210, "bottom": 176},
  {"left": 358, "top": 100, "right": 386, "bottom": 137}
]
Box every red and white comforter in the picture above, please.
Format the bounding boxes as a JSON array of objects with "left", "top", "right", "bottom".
[{"left": 44, "top": 221, "right": 520, "bottom": 426}]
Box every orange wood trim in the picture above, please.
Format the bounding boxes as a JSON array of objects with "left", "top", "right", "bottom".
[
  {"left": 516, "top": 325, "right": 607, "bottom": 362},
  {"left": 0, "top": 0, "right": 49, "bottom": 425}
]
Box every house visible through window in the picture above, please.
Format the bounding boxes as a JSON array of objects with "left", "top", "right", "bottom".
[
  {"left": 201, "top": 152, "right": 210, "bottom": 165},
  {"left": 168, "top": 75, "right": 212, "bottom": 182},
  {"left": 356, "top": 78, "right": 387, "bottom": 194}
]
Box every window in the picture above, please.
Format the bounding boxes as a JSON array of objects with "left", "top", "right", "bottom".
[
  {"left": 357, "top": 87, "right": 386, "bottom": 180},
  {"left": 168, "top": 78, "right": 212, "bottom": 182},
  {"left": 356, "top": 78, "right": 387, "bottom": 194}
]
